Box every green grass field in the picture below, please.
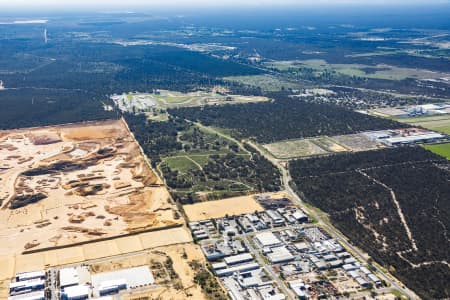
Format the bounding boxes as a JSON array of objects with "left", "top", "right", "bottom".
[
  {"left": 189, "top": 155, "right": 210, "bottom": 167},
  {"left": 424, "top": 143, "right": 450, "bottom": 160},
  {"left": 164, "top": 156, "right": 200, "bottom": 173}
]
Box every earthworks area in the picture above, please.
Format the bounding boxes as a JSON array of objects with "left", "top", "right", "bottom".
[{"left": 0, "top": 119, "right": 182, "bottom": 256}]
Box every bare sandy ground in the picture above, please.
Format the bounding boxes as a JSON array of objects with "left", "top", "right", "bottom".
[
  {"left": 183, "top": 194, "right": 264, "bottom": 221},
  {"left": 0, "top": 226, "right": 193, "bottom": 280},
  {"left": 0, "top": 119, "right": 181, "bottom": 256}
]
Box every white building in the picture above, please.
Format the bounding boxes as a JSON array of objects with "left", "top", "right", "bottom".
[
  {"left": 255, "top": 232, "right": 282, "bottom": 248},
  {"left": 59, "top": 268, "right": 80, "bottom": 288},
  {"left": 224, "top": 253, "right": 253, "bottom": 265},
  {"left": 267, "top": 246, "right": 294, "bottom": 264},
  {"left": 8, "top": 291, "right": 45, "bottom": 300},
  {"left": 91, "top": 266, "right": 154, "bottom": 297},
  {"left": 62, "top": 285, "right": 89, "bottom": 300}
]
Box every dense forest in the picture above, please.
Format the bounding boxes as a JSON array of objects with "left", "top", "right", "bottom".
[
  {"left": 0, "top": 88, "right": 116, "bottom": 129},
  {"left": 289, "top": 147, "right": 450, "bottom": 299},
  {"left": 0, "top": 39, "right": 262, "bottom": 129},
  {"left": 169, "top": 94, "right": 407, "bottom": 143}
]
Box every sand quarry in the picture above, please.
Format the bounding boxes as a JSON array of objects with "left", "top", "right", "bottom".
[{"left": 0, "top": 119, "right": 183, "bottom": 256}]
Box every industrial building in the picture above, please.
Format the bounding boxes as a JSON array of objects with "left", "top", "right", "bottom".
[
  {"left": 224, "top": 253, "right": 254, "bottom": 265},
  {"left": 8, "top": 291, "right": 45, "bottom": 300},
  {"left": 215, "top": 263, "right": 260, "bottom": 277},
  {"left": 255, "top": 232, "right": 282, "bottom": 248},
  {"left": 9, "top": 279, "right": 45, "bottom": 295},
  {"left": 91, "top": 266, "right": 154, "bottom": 297},
  {"left": 364, "top": 129, "right": 447, "bottom": 146},
  {"left": 15, "top": 271, "right": 46, "bottom": 283},
  {"left": 59, "top": 267, "right": 81, "bottom": 289},
  {"left": 61, "top": 285, "right": 89, "bottom": 300},
  {"left": 266, "top": 246, "right": 294, "bottom": 264}
]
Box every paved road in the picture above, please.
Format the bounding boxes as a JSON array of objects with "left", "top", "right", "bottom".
[
  {"left": 245, "top": 140, "right": 419, "bottom": 299},
  {"left": 240, "top": 234, "right": 295, "bottom": 300}
]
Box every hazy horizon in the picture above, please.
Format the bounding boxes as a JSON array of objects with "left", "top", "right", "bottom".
[{"left": 0, "top": 0, "right": 449, "bottom": 10}]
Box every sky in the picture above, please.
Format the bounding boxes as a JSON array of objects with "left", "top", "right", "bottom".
[{"left": 0, "top": 0, "right": 449, "bottom": 9}]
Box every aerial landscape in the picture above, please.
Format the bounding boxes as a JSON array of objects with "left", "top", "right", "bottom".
[{"left": 0, "top": 0, "right": 449, "bottom": 299}]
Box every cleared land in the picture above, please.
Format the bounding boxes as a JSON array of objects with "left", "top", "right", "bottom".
[
  {"left": 183, "top": 194, "right": 264, "bottom": 221},
  {"left": 394, "top": 114, "right": 450, "bottom": 134},
  {"left": 332, "top": 133, "right": 385, "bottom": 152},
  {"left": 263, "top": 138, "right": 329, "bottom": 159},
  {"left": 112, "top": 88, "right": 269, "bottom": 113},
  {"left": 263, "top": 137, "right": 349, "bottom": 159},
  {"left": 0, "top": 226, "right": 193, "bottom": 281},
  {"left": 424, "top": 143, "right": 450, "bottom": 159},
  {"left": 0, "top": 119, "right": 182, "bottom": 256}
]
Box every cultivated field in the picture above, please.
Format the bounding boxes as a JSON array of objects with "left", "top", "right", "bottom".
[
  {"left": 183, "top": 194, "right": 264, "bottom": 221},
  {"left": 0, "top": 119, "right": 183, "bottom": 256}
]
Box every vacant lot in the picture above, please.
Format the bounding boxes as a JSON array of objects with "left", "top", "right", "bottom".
[
  {"left": 263, "top": 138, "right": 329, "bottom": 159},
  {"left": 333, "top": 133, "right": 384, "bottom": 152},
  {"left": 263, "top": 137, "right": 349, "bottom": 159},
  {"left": 183, "top": 194, "right": 264, "bottom": 221},
  {"left": 395, "top": 114, "right": 450, "bottom": 134},
  {"left": 424, "top": 143, "right": 450, "bottom": 159},
  {"left": 0, "top": 119, "right": 182, "bottom": 256}
]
